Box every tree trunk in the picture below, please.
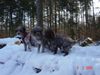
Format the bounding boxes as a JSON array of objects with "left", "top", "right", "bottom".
[
  {"left": 54, "top": 0, "right": 57, "bottom": 33},
  {"left": 36, "top": 0, "right": 43, "bottom": 29}
]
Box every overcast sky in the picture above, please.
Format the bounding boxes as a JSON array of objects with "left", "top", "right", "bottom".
[{"left": 93, "top": 0, "right": 100, "bottom": 15}]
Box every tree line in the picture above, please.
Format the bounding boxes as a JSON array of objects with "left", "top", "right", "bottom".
[{"left": 0, "top": 0, "right": 100, "bottom": 41}]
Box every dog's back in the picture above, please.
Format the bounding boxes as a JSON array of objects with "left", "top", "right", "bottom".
[{"left": 44, "top": 28, "right": 55, "bottom": 40}]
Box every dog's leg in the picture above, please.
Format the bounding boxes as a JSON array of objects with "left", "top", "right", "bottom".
[
  {"left": 41, "top": 39, "right": 46, "bottom": 53},
  {"left": 37, "top": 44, "right": 41, "bottom": 53},
  {"left": 24, "top": 43, "right": 27, "bottom": 51},
  {"left": 53, "top": 47, "right": 58, "bottom": 54},
  {"left": 41, "top": 44, "right": 45, "bottom": 53},
  {"left": 63, "top": 51, "right": 69, "bottom": 56},
  {"left": 50, "top": 42, "right": 58, "bottom": 54},
  {"left": 63, "top": 47, "right": 70, "bottom": 56},
  {"left": 28, "top": 42, "right": 31, "bottom": 51},
  {"left": 22, "top": 37, "right": 28, "bottom": 51}
]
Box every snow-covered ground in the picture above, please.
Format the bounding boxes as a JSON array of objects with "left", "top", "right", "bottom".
[{"left": 0, "top": 37, "right": 100, "bottom": 75}]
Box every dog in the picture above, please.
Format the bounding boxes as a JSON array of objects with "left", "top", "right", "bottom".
[
  {"left": 15, "top": 26, "right": 41, "bottom": 52},
  {"left": 50, "top": 35, "right": 75, "bottom": 56},
  {"left": 15, "top": 26, "right": 75, "bottom": 55},
  {"left": 41, "top": 28, "right": 75, "bottom": 56}
]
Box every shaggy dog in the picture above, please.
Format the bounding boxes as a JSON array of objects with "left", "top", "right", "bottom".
[
  {"left": 16, "top": 26, "right": 41, "bottom": 52},
  {"left": 16, "top": 26, "right": 75, "bottom": 55},
  {"left": 50, "top": 35, "right": 75, "bottom": 56},
  {"left": 41, "top": 28, "right": 75, "bottom": 56}
]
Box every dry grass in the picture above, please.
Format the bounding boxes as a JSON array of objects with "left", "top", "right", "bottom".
[{"left": 0, "top": 33, "right": 9, "bottom": 38}]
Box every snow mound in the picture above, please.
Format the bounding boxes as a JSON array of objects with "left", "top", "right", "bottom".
[{"left": 0, "top": 37, "right": 100, "bottom": 75}]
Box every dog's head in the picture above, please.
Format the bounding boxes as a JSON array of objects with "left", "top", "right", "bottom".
[
  {"left": 15, "top": 26, "right": 26, "bottom": 38},
  {"left": 44, "top": 28, "right": 55, "bottom": 40},
  {"left": 32, "top": 26, "right": 42, "bottom": 40}
]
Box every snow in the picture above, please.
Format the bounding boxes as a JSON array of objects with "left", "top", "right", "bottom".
[{"left": 0, "top": 37, "right": 100, "bottom": 75}]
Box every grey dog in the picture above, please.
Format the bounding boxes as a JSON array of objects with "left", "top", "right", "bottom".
[
  {"left": 16, "top": 26, "right": 41, "bottom": 52},
  {"left": 50, "top": 35, "right": 75, "bottom": 56},
  {"left": 41, "top": 28, "right": 75, "bottom": 56}
]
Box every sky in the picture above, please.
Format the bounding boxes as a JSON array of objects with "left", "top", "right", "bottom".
[{"left": 93, "top": 0, "right": 100, "bottom": 15}]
